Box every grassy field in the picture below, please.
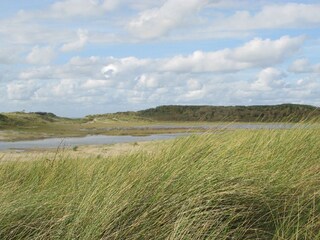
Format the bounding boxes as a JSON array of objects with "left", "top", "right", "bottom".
[{"left": 0, "top": 127, "right": 319, "bottom": 239}]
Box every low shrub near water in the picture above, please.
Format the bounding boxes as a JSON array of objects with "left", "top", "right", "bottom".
[{"left": 0, "top": 127, "right": 319, "bottom": 239}]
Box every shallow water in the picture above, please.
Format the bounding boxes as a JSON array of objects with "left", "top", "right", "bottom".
[{"left": 0, "top": 133, "right": 189, "bottom": 151}]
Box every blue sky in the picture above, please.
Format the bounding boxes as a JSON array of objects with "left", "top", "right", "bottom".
[{"left": 0, "top": 0, "right": 320, "bottom": 117}]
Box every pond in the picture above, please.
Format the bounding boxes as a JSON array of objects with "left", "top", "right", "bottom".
[{"left": 0, "top": 133, "right": 189, "bottom": 151}]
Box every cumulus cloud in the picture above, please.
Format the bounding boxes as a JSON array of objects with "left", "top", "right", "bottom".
[
  {"left": 50, "top": 0, "right": 104, "bottom": 17},
  {"left": 251, "top": 68, "right": 286, "bottom": 91},
  {"left": 7, "top": 81, "right": 38, "bottom": 100},
  {"left": 21, "top": 56, "right": 108, "bottom": 81},
  {"left": 7, "top": 35, "right": 314, "bottom": 114},
  {"left": 5, "top": 55, "right": 320, "bottom": 115},
  {"left": 163, "top": 36, "right": 304, "bottom": 73},
  {"left": 2, "top": 1, "right": 320, "bottom": 116},
  {"left": 128, "top": 0, "right": 207, "bottom": 39},
  {"left": 0, "top": 48, "right": 19, "bottom": 64},
  {"left": 26, "top": 46, "right": 56, "bottom": 65},
  {"left": 19, "top": 66, "right": 54, "bottom": 80},
  {"left": 51, "top": 79, "right": 76, "bottom": 96},
  {"left": 181, "top": 89, "right": 206, "bottom": 101},
  {"left": 61, "top": 29, "right": 88, "bottom": 52},
  {"left": 289, "top": 58, "right": 311, "bottom": 73},
  {"left": 214, "top": 3, "right": 320, "bottom": 31},
  {"left": 289, "top": 58, "right": 320, "bottom": 73},
  {"left": 82, "top": 79, "right": 113, "bottom": 90},
  {"left": 102, "top": 36, "right": 305, "bottom": 76},
  {"left": 50, "top": 0, "right": 150, "bottom": 18},
  {"left": 187, "top": 79, "right": 203, "bottom": 90},
  {"left": 101, "top": 64, "right": 118, "bottom": 79},
  {"left": 102, "top": 0, "right": 123, "bottom": 11},
  {"left": 0, "top": 15, "right": 75, "bottom": 46},
  {"left": 135, "top": 74, "right": 159, "bottom": 89}
]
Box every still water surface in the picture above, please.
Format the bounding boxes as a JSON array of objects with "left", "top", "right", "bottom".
[
  {"left": 0, "top": 133, "right": 188, "bottom": 151},
  {"left": 0, "top": 123, "right": 300, "bottom": 151}
]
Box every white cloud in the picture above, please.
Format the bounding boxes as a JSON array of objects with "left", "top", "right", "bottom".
[
  {"left": 103, "top": 36, "right": 305, "bottom": 75},
  {"left": 2, "top": 1, "right": 320, "bottom": 116},
  {"left": 21, "top": 56, "right": 108, "bottom": 82},
  {"left": 289, "top": 58, "right": 311, "bottom": 73},
  {"left": 0, "top": 16, "right": 74, "bottom": 45},
  {"left": 251, "top": 68, "right": 286, "bottom": 91},
  {"left": 7, "top": 81, "right": 38, "bottom": 100},
  {"left": 214, "top": 3, "right": 320, "bottom": 31},
  {"left": 50, "top": 0, "right": 103, "bottom": 17},
  {"left": 61, "top": 29, "right": 88, "bottom": 52},
  {"left": 5, "top": 55, "right": 320, "bottom": 115},
  {"left": 128, "top": 0, "right": 207, "bottom": 39},
  {"left": 0, "top": 48, "right": 19, "bottom": 64},
  {"left": 50, "top": 0, "right": 154, "bottom": 18},
  {"left": 231, "top": 36, "right": 305, "bottom": 66},
  {"left": 6, "top": 34, "right": 314, "bottom": 116},
  {"left": 51, "top": 79, "right": 76, "bottom": 97},
  {"left": 82, "top": 79, "right": 113, "bottom": 89},
  {"left": 135, "top": 74, "right": 159, "bottom": 89},
  {"left": 68, "top": 56, "right": 101, "bottom": 65},
  {"left": 101, "top": 64, "right": 118, "bottom": 79},
  {"left": 289, "top": 58, "right": 320, "bottom": 73},
  {"left": 187, "top": 79, "right": 202, "bottom": 90},
  {"left": 19, "top": 66, "right": 54, "bottom": 80},
  {"left": 181, "top": 89, "right": 206, "bottom": 101},
  {"left": 102, "top": 0, "right": 123, "bottom": 11},
  {"left": 26, "top": 46, "right": 56, "bottom": 65}
]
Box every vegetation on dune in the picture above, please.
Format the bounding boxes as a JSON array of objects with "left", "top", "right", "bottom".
[
  {"left": 2, "top": 104, "right": 319, "bottom": 128},
  {"left": 0, "top": 127, "right": 319, "bottom": 239},
  {"left": 0, "top": 112, "right": 70, "bottom": 128},
  {"left": 137, "top": 104, "right": 320, "bottom": 122},
  {"left": 0, "top": 114, "right": 9, "bottom": 124},
  {"left": 0, "top": 112, "right": 83, "bottom": 140},
  {"left": 1, "top": 104, "right": 319, "bottom": 141},
  {"left": 85, "top": 112, "right": 152, "bottom": 123}
]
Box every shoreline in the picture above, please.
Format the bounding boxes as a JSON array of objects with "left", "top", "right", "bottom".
[
  {"left": 0, "top": 122, "right": 300, "bottom": 142},
  {"left": 0, "top": 140, "right": 165, "bottom": 162}
]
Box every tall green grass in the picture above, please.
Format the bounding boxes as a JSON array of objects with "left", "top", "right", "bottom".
[{"left": 0, "top": 127, "right": 320, "bottom": 239}]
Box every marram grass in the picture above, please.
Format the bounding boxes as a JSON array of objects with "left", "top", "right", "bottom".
[{"left": 0, "top": 127, "right": 320, "bottom": 239}]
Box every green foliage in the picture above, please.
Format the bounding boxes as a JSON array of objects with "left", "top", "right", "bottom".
[
  {"left": 1, "top": 104, "right": 319, "bottom": 132},
  {"left": 0, "top": 112, "right": 66, "bottom": 127},
  {"left": 85, "top": 111, "right": 152, "bottom": 123},
  {"left": 0, "top": 127, "right": 320, "bottom": 239},
  {"left": 0, "top": 114, "right": 9, "bottom": 126},
  {"left": 72, "top": 146, "right": 78, "bottom": 151},
  {"left": 138, "top": 104, "right": 320, "bottom": 122},
  {"left": 0, "top": 113, "right": 8, "bottom": 121}
]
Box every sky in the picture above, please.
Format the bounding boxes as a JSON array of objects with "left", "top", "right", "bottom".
[{"left": 0, "top": 0, "right": 320, "bottom": 117}]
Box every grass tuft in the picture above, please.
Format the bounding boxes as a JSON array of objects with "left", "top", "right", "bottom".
[{"left": 0, "top": 126, "right": 320, "bottom": 239}]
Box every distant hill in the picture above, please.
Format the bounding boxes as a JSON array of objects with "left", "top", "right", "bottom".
[
  {"left": 136, "top": 104, "right": 320, "bottom": 122},
  {"left": 1, "top": 104, "right": 319, "bottom": 127},
  {"left": 0, "top": 112, "right": 68, "bottom": 129}
]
